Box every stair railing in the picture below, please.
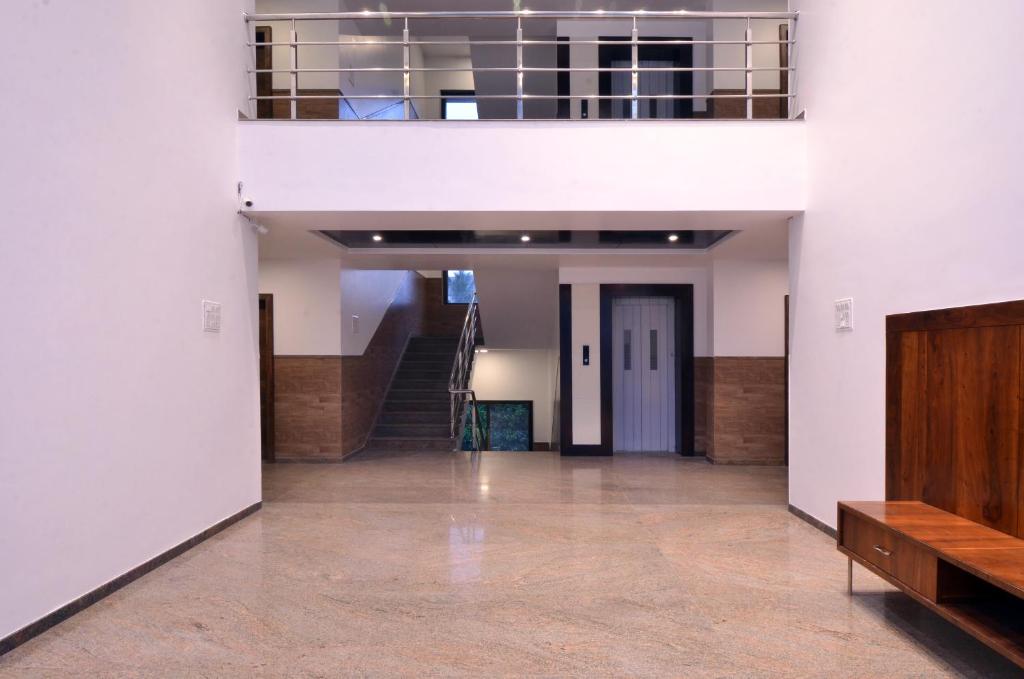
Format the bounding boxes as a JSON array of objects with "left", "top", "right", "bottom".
[{"left": 449, "top": 293, "right": 485, "bottom": 450}]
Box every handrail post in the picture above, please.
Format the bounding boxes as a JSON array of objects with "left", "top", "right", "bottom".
[
  {"left": 745, "top": 16, "right": 753, "bottom": 120},
  {"left": 290, "top": 19, "right": 298, "bottom": 120},
  {"left": 516, "top": 17, "right": 524, "bottom": 120},
  {"left": 403, "top": 18, "right": 410, "bottom": 120},
  {"left": 631, "top": 17, "right": 639, "bottom": 119},
  {"left": 787, "top": 17, "right": 796, "bottom": 120}
]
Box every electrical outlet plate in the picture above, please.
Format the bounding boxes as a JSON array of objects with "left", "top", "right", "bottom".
[
  {"left": 202, "top": 300, "right": 222, "bottom": 333},
  {"left": 835, "top": 298, "right": 853, "bottom": 332}
]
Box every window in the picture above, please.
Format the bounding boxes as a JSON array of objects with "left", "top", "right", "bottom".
[
  {"left": 441, "top": 90, "right": 478, "bottom": 120},
  {"left": 461, "top": 401, "right": 533, "bottom": 451},
  {"left": 443, "top": 270, "right": 476, "bottom": 304}
]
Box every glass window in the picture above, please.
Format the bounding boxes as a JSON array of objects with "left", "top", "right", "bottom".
[
  {"left": 441, "top": 90, "right": 478, "bottom": 120},
  {"left": 444, "top": 270, "right": 476, "bottom": 304},
  {"left": 461, "top": 402, "right": 533, "bottom": 452}
]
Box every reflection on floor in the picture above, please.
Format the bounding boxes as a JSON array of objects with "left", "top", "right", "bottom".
[{"left": 0, "top": 452, "right": 1018, "bottom": 677}]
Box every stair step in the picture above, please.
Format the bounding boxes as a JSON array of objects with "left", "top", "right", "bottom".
[
  {"left": 364, "top": 435, "right": 455, "bottom": 451},
  {"left": 407, "top": 339, "right": 459, "bottom": 348},
  {"left": 383, "top": 400, "right": 448, "bottom": 413},
  {"left": 400, "top": 357, "right": 454, "bottom": 366},
  {"left": 387, "top": 389, "right": 449, "bottom": 401},
  {"left": 378, "top": 411, "right": 450, "bottom": 425},
  {"left": 395, "top": 370, "right": 451, "bottom": 380},
  {"left": 390, "top": 378, "right": 450, "bottom": 389},
  {"left": 374, "top": 424, "right": 451, "bottom": 438}
]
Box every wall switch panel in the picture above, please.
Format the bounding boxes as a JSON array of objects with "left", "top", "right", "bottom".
[
  {"left": 834, "top": 298, "right": 853, "bottom": 331},
  {"left": 202, "top": 300, "right": 222, "bottom": 333},
  {"left": 352, "top": 315, "right": 360, "bottom": 334}
]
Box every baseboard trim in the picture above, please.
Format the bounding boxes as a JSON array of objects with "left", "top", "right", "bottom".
[
  {"left": 0, "top": 501, "right": 262, "bottom": 657},
  {"left": 788, "top": 504, "right": 837, "bottom": 539}
]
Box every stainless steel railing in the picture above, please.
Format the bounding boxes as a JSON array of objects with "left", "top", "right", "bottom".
[
  {"left": 244, "top": 9, "right": 797, "bottom": 121},
  {"left": 449, "top": 293, "right": 484, "bottom": 451}
]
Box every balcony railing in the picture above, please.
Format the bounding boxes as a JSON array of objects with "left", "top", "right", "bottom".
[{"left": 244, "top": 9, "right": 798, "bottom": 121}]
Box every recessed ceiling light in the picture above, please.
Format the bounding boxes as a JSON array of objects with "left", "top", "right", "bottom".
[
  {"left": 520, "top": 234, "right": 531, "bottom": 242},
  {"left": 371, "top": 234, "right": 383, "bottom": 242},
  {"left": 476, "top": 348, "right": 489, "bottom": 353},
  {"left": 668, "top": 234, "right": 680, "bottom": 242}
]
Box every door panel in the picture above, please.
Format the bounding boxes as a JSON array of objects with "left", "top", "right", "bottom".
[{"left": 613, "top": 297, "right": 676, "bottom": 452}]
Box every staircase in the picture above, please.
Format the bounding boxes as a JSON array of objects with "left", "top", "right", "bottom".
[{"left": 362, "top": 337, "right": 460, "bottom": 453}]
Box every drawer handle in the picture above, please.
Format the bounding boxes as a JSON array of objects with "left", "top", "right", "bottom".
[{"left": 873, "top": 544, "right": 893, "bottom": 557}]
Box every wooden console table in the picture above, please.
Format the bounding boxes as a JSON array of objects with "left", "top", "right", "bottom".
[{"left": 838, "top": 500, "right": 1024, "bottom": 668}]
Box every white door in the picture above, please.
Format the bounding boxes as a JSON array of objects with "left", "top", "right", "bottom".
[{"left": 612, "top": 297, "right": 676, "bottom": 452}]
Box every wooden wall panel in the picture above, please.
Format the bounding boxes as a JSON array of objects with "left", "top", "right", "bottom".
[
  {"left": 273, "top": 357, "right": 343, "bottom": 458},
  {"left": 423, "top": 278, "right": 474, "bottom": 338},
  {"left": 708, "top": 357, "right": 786, "bottom": 464},
  {"left": 694, "top": 357, "right": 713, "bottom": 455},
  {"left": 928, "top": 326, "right": 1020, "bottom": 534},
  {"left": 887, "top": 300, "right": 1024, "bottom": 538},
  {"left": 894, "top": 331, "right": 928, "bottom": 499}
]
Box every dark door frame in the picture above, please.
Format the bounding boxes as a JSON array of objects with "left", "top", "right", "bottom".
[
  {"left": 558, "top": 284, "right": 695, "bottom": 456},
  {"left": 259, "top": 293, "right": 275, "bottom": 462},
  {"left": 598, "top": 37, "right": 694, "bottom": 119}
]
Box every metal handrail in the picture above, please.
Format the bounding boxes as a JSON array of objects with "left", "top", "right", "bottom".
[
  {"left": 244, "top": 9, "right": 798, "bottom": 122},
  {"left": 448, "top": 293, "right": 482, "bottom": 450},
  {"left": 246, "top": 11, "right": 797, "bottom": 20},
  {"left": 450, "top": 389, "right": 487, "bottom": 453}
]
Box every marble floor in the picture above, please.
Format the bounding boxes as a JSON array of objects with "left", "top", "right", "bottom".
[{"left": 0, "top": 451, "right": 1019, "bottom": 678}]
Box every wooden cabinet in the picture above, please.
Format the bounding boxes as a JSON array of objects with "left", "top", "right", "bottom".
[
  {"left": 852, "top": 299, "right": 1024, "bottom": 667},
  {"left": 839, "top": 501, "right": 1024, "bottom": 668},
  {"left": 839, "top": 507, "right": 937, "bottom": 600}
]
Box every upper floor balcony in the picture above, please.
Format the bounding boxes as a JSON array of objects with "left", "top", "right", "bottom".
[
  {"left": 238, "top": 4, "right": 805, "bottom": 221},
  {"left": 243, "top": 5, "right": 798, "bottom": 122}
]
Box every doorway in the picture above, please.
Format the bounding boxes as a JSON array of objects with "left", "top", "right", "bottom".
[
  {"left": 259, "top": 294, "right": 275, "bottom": 462},
  {"left": 612, "top": 297, "right": 677, "bottom": 453},
  {"left": 254, "top": 26, "right": 273, "bottom": 119},
  {"left": 599, "top": 38, "right": 694, "bottom": 119}
]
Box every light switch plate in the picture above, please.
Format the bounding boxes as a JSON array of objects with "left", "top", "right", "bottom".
[
  {"left": 352, "top": 315, "right": 360, "bottom": 335},
  {"left": 202, "top": 300, "right": 222, "bottom": 332},
  {"left": 834, "top": 298, "right": 853, "bottom": 332}
]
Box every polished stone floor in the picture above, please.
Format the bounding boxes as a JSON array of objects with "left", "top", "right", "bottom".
[{"left": 1, "top": 451, "right": 1019, "bottom": 677}]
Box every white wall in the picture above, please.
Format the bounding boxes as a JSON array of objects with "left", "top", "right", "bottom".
[
  {"left": 419, "top": 54, "right": 475, "bottom": 121},
  {"left": 470, "top": 350, "right": 557, "bottom": 445},
  {"left": 712, "top": 258, "right": 788, "bottom": 356},
  {"left": 340, "top": 269, "right": 407, "bottom": 355},
  {"left": 711, "top": 0, "right": 789, "bottom": 91},
  {"left": 0, "top": 0, "right": 260, "bottom": 640},
  {"left": 788, "top": 0, "right": 1024, "bottom": 529},
  {"left": 255, "top": 0, "right": 343, "bottom": 92},
  {"left": 239, "top": 120, "right": 806, "bottom": 213},
  {"left": 569, "top": 284, "right": 602, "bottom": 445},
  {"left": 258, "top": 259, "right": 342, "bottom": 355},
  {"left": 560, "top": 266, "right": 713, "bottom": 357}
]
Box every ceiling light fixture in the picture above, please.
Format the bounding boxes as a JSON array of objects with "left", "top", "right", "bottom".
[
  {"left": 372, "top": 234, "right": 383, "bottom": 242},
  {"left": 520, "top": 234, "right": 531, "bottom": 243},
  {"left": 668, "top": 234, "right": 680, "bottom": 242},
  {"left": 476, "top": 348, "right": 489, "bottom": 353}
]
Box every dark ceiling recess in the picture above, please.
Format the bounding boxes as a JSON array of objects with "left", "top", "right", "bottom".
[{"left": 320, "top": 230, "right": 732, "bottom": 249}]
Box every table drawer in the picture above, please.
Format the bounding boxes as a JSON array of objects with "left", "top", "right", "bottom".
[{"left": 840, "top": 509, "right": 937, "bottom": 600}]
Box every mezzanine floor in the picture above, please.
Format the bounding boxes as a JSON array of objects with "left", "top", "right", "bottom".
[{"left": 0, "top": 451, "right": 1016, "bottom": 677}]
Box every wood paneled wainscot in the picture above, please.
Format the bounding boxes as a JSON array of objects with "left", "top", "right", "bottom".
[{"left": 840, "top": 299, "right": 1024, "bottom": 669}]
